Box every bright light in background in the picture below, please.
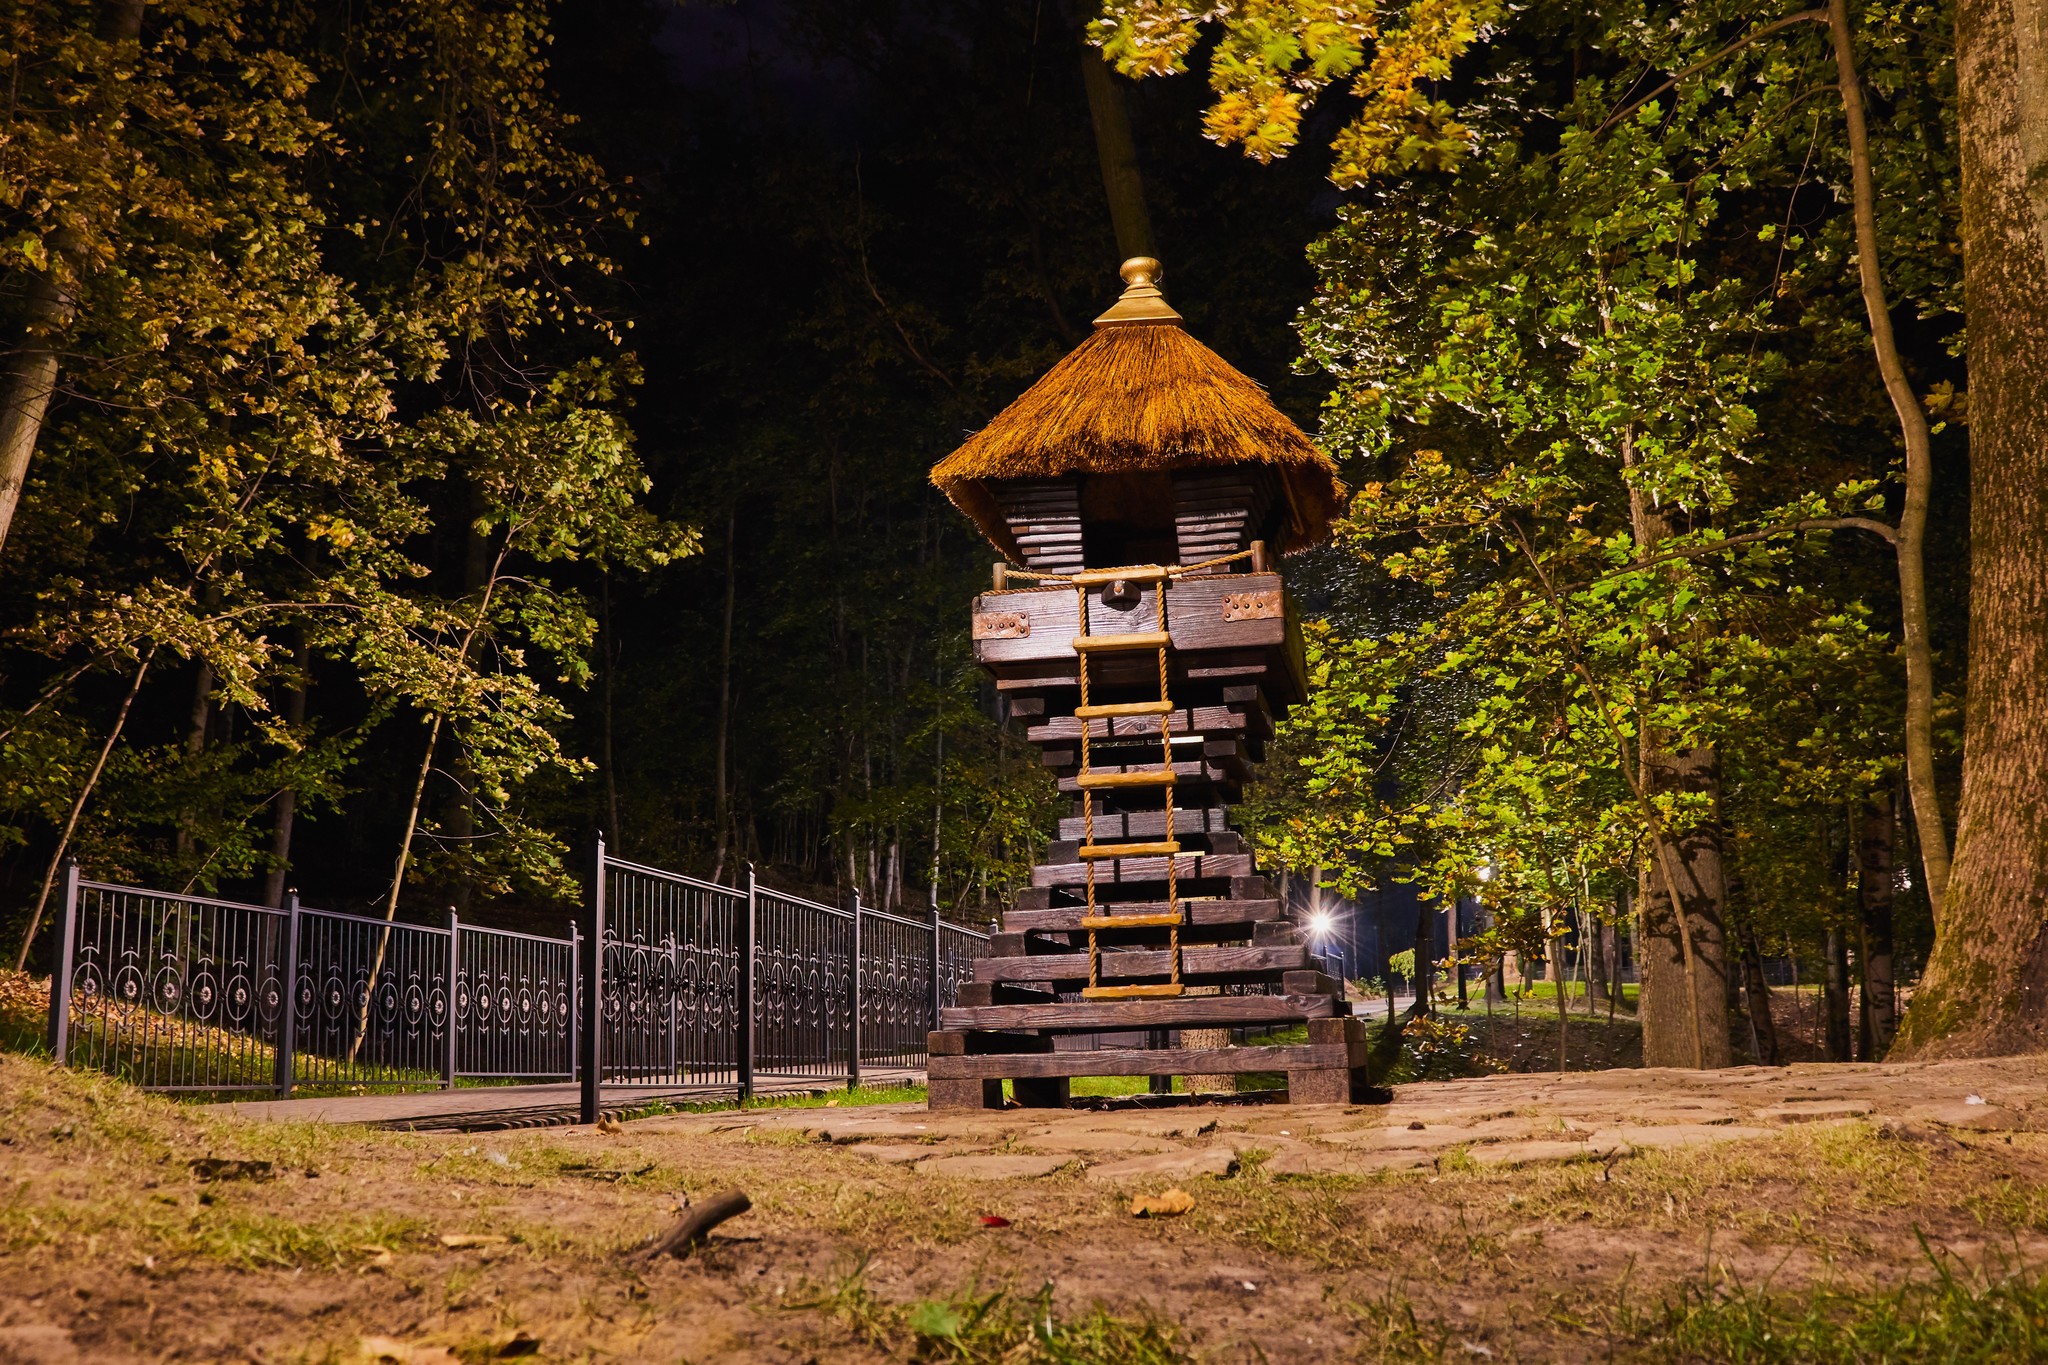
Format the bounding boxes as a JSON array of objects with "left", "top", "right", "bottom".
[
  {"left": 1475, "top": 864, "right": 1494, "bottom": 883},
  {"left": 1306, "top": 911, "right": 1335, "bottom": 939}
]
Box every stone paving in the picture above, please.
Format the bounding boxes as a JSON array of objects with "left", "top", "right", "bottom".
[{"left": 627, "top": 1055, "right": 2048, "bottom": 1182}]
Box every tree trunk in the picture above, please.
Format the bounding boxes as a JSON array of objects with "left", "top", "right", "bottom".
[
  {"left": 262, "top": 636, "right": 310, "bottom": 908},
  {"left": 0, "top": 269, "right": 75, "bottom": 562},
  {"left": 1896, "top": 0, "right": 2048, "bottom": 1058},
  {"left": 0, "top": 0, "right": 147, "bottom": 561},
  {"left": 1412, "top": 901, "right": 1434, "bottom": 1015},
  {"left": 1734, "top": 905, "right": 1780, "bottom": 1066},
  {"left": 1587, "top": 910, "right": 1610, "bottom": 1008},
  {"left": 1075, "top": 16, "right": 1157, "bottom": 261},
  {"left": 1824, "top": 928, "right": 1854, "bottom": 1062},
  {"left": 1829, "top": 0, "right": 1952, "bottom": 915},
  {"left": 711, "top": 511, "right": 737, "bottom": 882},
  {"left": 1635, "top": 746, "right": 1734, "bottom": 1069},
  {"left": 1859, "top": 789, "right": 1899, "bottom": 1057}
]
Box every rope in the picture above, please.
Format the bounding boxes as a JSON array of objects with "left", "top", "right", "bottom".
[
  {"left": 1157, "top": 579, "right": 1180, "bottom": 986},
  {"left": 1078, "top": 581, "right": 1100, "bottom": 992}
]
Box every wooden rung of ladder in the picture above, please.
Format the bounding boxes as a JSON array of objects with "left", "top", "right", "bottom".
[
  {"left": 1074, "top": 700, "right": 1174, "bottom": 719},
  {"left": 1079, "top": 912, "right": 1184, "bottom": 929},
  {"left": 1076, "top": 770, "right": 1177, "bottom": 789},
  {"left": 1067, "top": 565, "right": 1172, "bottom": 586},
  {"left": 1082, "top": 982, "right": 1188, "bottom": 1000},
  {"left": 1072, "top": 631, "right": 1170, "bottom": 652},
  {"left": 1077, "top": 841, "right": 1180, "bottom": 860}
]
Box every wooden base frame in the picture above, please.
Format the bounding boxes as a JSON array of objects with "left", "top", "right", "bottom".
[{"left": 926, "top": 1016, "right": 1382, "bottom": 1110}]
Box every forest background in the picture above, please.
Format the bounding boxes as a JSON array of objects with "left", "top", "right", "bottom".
[{"left": 3, "top": 0, "right": 2040, "bottom": 1064}]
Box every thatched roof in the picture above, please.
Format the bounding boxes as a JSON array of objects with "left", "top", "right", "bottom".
[{"left": 931, "top": 258, "right": 1342, "bottom": 560}]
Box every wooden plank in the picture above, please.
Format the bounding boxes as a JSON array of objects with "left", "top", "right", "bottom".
[
  {"left": 971, "top": 574, "right": 1290, "bottom": 665},
  {"left": 1032, "top": 853, "right": 1251, "bottom": 887},
  {"left": 973, "top": 944, "right": 1310, "bottom": 984},
  {"left": 928, "top": 1043, "right": 1348, "bottom": 1080},
  {"left": 1030, "top": 705, "right": 1256, "bottom": 745},
  {"left": 938, "top": 993, "right": 1344, "bottom": 1032},
  {"left": 1057, "top": 807, "right": 1233, "bottom": 840},
  {"left": 1003, "top": 899, "right": 1281, "bottom": 933}
]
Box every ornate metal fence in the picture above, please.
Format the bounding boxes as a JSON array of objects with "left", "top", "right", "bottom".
[
  {"left": 585, "top": 839, "right": 990, "bottom": 1112},
  {"left": 47, "top": 847, "right": 988, "bottom": 1104}
]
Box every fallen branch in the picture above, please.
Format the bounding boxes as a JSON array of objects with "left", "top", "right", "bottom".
[{"left": 644, "top": 1190, "right": 751, "bottom": 1259}]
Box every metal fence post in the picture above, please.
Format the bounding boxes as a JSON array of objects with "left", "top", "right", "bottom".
[
  {"left": 928, "top": 904, "right": 943, "bottom": 1034},
  {"left": 568, "top": 920, "right": 581, "bottom": 1083},
  {"left": 45, "top": 859, "right": 81, "bottom": 1064},
  {"left": 580, "top": 837, "right": 606, "bottom": 1125},
  {"left": 273, "top": 889, "right": 301, "bottom": 1095},
  {"left": 738, "top": 863, "right": 756, "bottom": 1105},
  {"left": 848, "top": 890, "right": 863, "bottom": 1092},
  {"left": 443, "top": 907, "right": 460, "bottom": 1089}
]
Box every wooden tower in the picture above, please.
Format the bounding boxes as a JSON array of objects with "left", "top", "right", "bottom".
[{"left": 924, "top": 258, "right": 1374, "bottom": 1108}]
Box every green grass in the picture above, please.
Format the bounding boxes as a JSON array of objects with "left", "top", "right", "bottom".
[
  {"left": 796, "top": 1256, "right": 1192, "bottom": 1364},
  {"left": 1620, "top": 1245, "right": 2048, "bottom": 1363},
  {"left": 625, "top": 1082, "right": 930, "bottom": 1117}
]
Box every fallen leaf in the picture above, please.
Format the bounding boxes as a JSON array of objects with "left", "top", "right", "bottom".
[
  {"left": 438, "top": 1233, "right": 509, "bottom": 1249},
  {"left": 355, "top": 1244, "right": 395, "bottom": 1269},
  {"left": 595, "top": 1116, "right": 624, "bottom": 1135},
  {"left": 1128, "top": 1188, "right": 1194, "bottom": 1218},
  {"left": 978, "top": 1214, "right": 1012, "bottom": 1228}
]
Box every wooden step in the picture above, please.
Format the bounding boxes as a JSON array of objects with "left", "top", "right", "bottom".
[
  {"left": 1061, "top": 761, "right": 1222, "bottom": 795},
  {"left": 974, "top": 944, "right": 1310, "bottom": 984},
  {"left": 1073, "top": 700, "right": 1174, "bottom": 719},
  {"left": 1076, "top": 841, "right": 1180, "bottom": 860},
  {"left": 1068, "top": 565, "right": 1173, "bottom": 586},
  {"left": 1081, "top": 982, "right": 1186, "bottom": 1000},
  {"left": 1048, "top": 832, "right": 1242, "bottom": 863},
  {"left": 1073, "top": 631, "right": 1170, "bottom": 652},
  {"left": 938, "top": 992, "right": 1346, "bottom": 1033},
  {"left": 1077, "top": 912, "right": 1184, "bottom": 929},
  {"left": 1075, "top": 770, "right": 1176, "bottom": 790}
]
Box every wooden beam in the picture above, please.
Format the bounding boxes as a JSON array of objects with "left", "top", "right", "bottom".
[
  {"left": 928, "top": 1043, "right": 1348, "bottom": 1080},
  {"left": 938, "top": 992, "right": 1344, "bottom": 1033},
  {"left": 1002, "top": 899, "right": 1280, "bottom": 933},
  {"left": 973, "top": 944, "right": 1310, "bottom": 984}
]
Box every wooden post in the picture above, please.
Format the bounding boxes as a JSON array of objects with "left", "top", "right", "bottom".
[
  {"left": 45, "top": 859, "right": 81, "bottom": 1065},
  {"left": 274, "top": 889, "right": 300, "bottom": 1095},
  {"left": 738, "top": 863, "right": 756, "bottom": 1105},
  {"left": 992, "top": 561, "right": 1009, "bottom": 591},
  {"left": 443, "top": 907, "right": 460, "bottom": 1089},
  {"left": 580, "top": 837, "right": 606, "bottom": 1125},
  {"left": 848, "top": 890, "right": 863, "bottom": 1092}
]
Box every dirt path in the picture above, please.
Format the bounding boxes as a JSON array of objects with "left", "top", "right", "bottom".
[{"left": 4, "top": 1053, "right": 2048, "bottom": 1362}]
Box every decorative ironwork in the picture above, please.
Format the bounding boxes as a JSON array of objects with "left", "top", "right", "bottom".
[{"left": 52, "top": 859, "right": 988, "bottom": 1100}]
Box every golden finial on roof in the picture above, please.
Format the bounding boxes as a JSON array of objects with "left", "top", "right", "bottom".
[{"left": 1093, "top": 256, "right": 1183, "bottom": 327}]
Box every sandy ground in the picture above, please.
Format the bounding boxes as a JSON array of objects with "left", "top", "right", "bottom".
[{"left": 4, "top": 1052, "right": 2048, "bottom": 1362}]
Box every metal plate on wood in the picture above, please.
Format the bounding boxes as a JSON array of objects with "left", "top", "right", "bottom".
[
  {"left": 973, "top": 610, "right": 1031, "bottom": 640},
  {"left": 1220, "top": 589, "right": 1282, "bottom": 622}
]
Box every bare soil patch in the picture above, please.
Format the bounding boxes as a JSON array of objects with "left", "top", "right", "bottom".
[{"left": 6, "top": 1053, "right": 2048, "bottom": 1361}]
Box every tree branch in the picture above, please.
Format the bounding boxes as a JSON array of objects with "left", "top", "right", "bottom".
[{"left": 1598, "top": 10, "right": 1829, "bottom": 135}]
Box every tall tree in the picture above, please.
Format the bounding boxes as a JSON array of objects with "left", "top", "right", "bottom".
[{"left": 1894, "top": 0, "right": 2048, "bottom": 1056}]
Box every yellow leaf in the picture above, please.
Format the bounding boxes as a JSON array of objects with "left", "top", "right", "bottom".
[
  {"left": 437, "top": 1233, "right": 508, "bottom": 1249},
  {"left": 1128, "top": 1187, "right": 1195, "bottom": 1218}
]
